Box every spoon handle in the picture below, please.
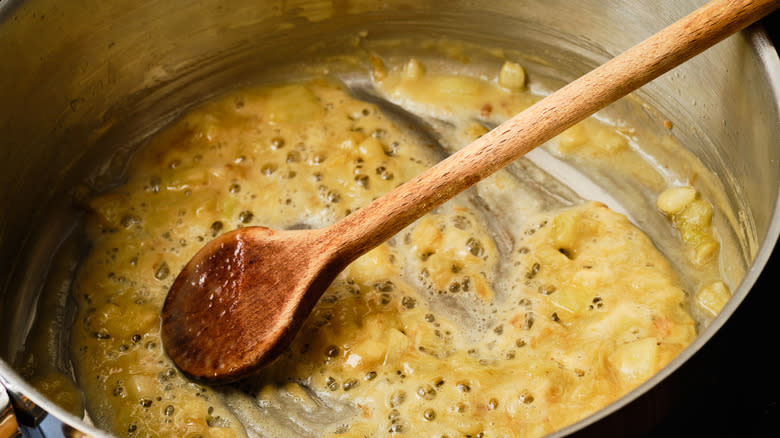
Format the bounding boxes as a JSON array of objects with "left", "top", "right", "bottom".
[{"left": 327, "top": 0, "right": 778, "bottom": 260}]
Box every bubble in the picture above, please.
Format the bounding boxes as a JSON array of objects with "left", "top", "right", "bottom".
[
  {"left": 355, "top": 174, "right": 370, "bottom": 188},
  {"left": 343, "top": 378, "right": 359, "bottom": 391},
  {"left": 206, "top": 415, "right": 228, "bottom": 427},
  {"left": 375, "top": 166, "right": 394, "bottom": 180},
  {"left": 388, "top": 424, "right": 404, "bottom": 433},
  {"left": 154, "top": 262, "right": 170, "bottom": 280},
  {"left": 270, "top": 137, "right": 285, "bottom": 150},
  {"left": 310, "top": 153, "right": 327, "bottom": 165},
  {"left": 371, "top": 128, "right": 387, "bottom": 139},
  {"left": 417, "top": 384, "right": 436, "bottom": 400},
  {"left": 389, "top": 390, "right": 407, "bottom": 407},
  {"left": 374, "top": 281, "right": 395, "bottom": 292},
  {"left": 319, "top": 186, "right": 341, "bottom": 203},
  {"left": 239, "top": 211, "right": 254, "bottom": 223},
  {"left": 523, "top": 312, "right": 535, "bottom": 330},
  {"left": 452, "top": 215, "right": 471, "bottom": 230},
  {"left": 286, "top": 151, "right": 301, "bottom": 163},
  {"left": 526, "top": 263, "right": 541, "bottom": 279},
  {"left": 384, "top": 141, "right": 400, "bottom": 156},
  {"left": 466, "top": 238, "right": 484, "bottom": 257},
  {"left": 261, "top": 164, "right": 278, "bottom": 175}
]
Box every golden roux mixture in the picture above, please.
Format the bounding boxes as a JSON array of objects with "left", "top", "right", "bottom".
[{"left": 65, "top": 68, "right": 700, "bottom": 438}]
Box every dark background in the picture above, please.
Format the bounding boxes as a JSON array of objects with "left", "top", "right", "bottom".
[{"left": 571, "top": 11, "right": 779, "bottom": 438}]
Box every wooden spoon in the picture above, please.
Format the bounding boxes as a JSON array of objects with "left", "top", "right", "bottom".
[{"left": 161, "top": 0, "right": 779, "bottom": 383}]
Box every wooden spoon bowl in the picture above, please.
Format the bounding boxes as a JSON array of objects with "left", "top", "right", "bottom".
[{"left": 162, "top": 227, "right": 341, "bottom": 381}]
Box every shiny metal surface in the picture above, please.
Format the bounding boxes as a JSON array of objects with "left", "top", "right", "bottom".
[
  {"left": 0, "top": 362, "right": 103, "bottom": 438},
  {"left": 1, "top": 379, "right": 21, "bottom": 438},
  {"left": 1, "top": 0, "right": 779, "bottom": 436}
]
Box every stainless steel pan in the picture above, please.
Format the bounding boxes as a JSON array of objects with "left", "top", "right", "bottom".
[{"left": 2, "top": 1, "right": 779, "bottom": 436}]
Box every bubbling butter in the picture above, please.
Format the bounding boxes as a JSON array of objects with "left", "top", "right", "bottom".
[{"left": 52, "top": 57, "right": 712, "bottom": 438}]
